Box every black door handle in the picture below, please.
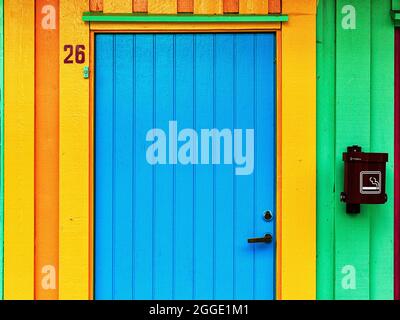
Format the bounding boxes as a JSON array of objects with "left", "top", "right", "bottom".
[{"left": 248, "top": 234, "right": 273, "bottom": 244}]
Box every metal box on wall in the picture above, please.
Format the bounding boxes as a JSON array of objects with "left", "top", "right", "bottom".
[{"left": 341, "top": 145, "right": 388, "bottom": 213}]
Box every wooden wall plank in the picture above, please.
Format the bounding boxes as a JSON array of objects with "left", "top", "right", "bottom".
[
  {"left": 133, "top": 0, "right": 148, "bottom": 12},
  {"left": 90, "top": 0, "right": 103, "bottom": 12},
  {"left": 268, "top": 0, "right": 281, "bottom": 13},
  {"left": 0, "top": 0, "right": 4, "bottom": 301},
  {"left": 369, "top": 0, "right": 394, "bottom": 300},
  {"left": 316, "top": 0, "right": 336, "bottom": 300},
  {"left": 283, "top": 0, "right": 316, "bottom": 14},
  {"left": 148, "top": 0, "right": 176, "bottom": 14},
  {"left": 239, "top": 0, "right": 268, "bottom": 14},
  {"left": 178, "top": 0, "right": 193, "bottom": 13},
  {"left": 335, "top": 0, "right": 371, "bottom": 300},
  {"left": 104, "top": 0, "right": 132, "bottom": 13},
  {"left": 281, "top": 0, "right": 316, "bottom": 300},
  {"left": 224, "top": 0, "right": 239, "bottom": 13},
  {"left": 396, "top": 27, "right": 400, "bottom": 301},
  {"left": 316, "top": 0, "right": 395, "bottom": 300},
  {"left": 4, "top": 0, "right": 35, "bottom": 300},
  {"left": 59, "top": 0, "right": 90, "bottom": 300},
  {"left": 35, "top": 0, "right": 60, "bottom": 300},
  {"left": 194, "top": 0, "right": 223, "bottom": 14}
]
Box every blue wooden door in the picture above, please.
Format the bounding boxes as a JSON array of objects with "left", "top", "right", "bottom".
[{"left": 95, "top": 34, "right": 276, "bottom": 300}]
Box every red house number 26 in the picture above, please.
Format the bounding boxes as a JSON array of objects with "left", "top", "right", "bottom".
[{"left": 64, "top": 45, "right": 86, "bottom": 64}]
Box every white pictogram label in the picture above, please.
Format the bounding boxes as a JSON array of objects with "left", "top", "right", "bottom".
[{"left": 360, "top": 171, "right": 381, "bottom": 195}]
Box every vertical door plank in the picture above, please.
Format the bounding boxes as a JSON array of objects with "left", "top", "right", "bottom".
[
  {"left": 234, "top": 34, "right": 256, "bottom": 299},
  {"left": 133, "top": 34, "right": 154, "bottom": 299},
  {"left": 153, "top": 35, "right": 174, "bottom": 299},
  {"left": 148, "top": 0, "right": 176, "bottom": 14},
  {"left": 90, "top": 0, "right": 103, "bottom": 11},
  {"left": 224, "top": 0, "right": 239, "bottom": 13},
  {"left": 174, "top": 34, "right": 195, "bottom": 299},
  {"left": 59, "top": 0, "right": 90, "bottom": 300},
  {"left": 214, "top": 34, "right": 235, "bottom": 299},
  {"left": 316, "top": 0, "right": 336, "bottom": 300},
  {"left": 239, "top": 0, "right": 268, "bottom": 14},
  {"left": 133, "top": 0, "right": 148, "bottom": 12},
  {"left": 4, "top": 0, "right": 35, "bottom": 300},
  {"left": 104, "top": 0, "right": 133, "bottom": 13},
  {"left": 254, "top": 34, "right": 276, "bottom": 300},
  {"left": 335, "top": 0, "right": 371, "bottom": 300},
  {"left": 253, "top": 35, "right": 277, "bottom": 299},
  {"left": 94, "top": 35, "right": 114, "bottom": 300},
  {"left": 370, "top": 0, "right": 394, "bottom": 300},
  {"left": 194, "top": 34, "right": 214, "bottom": 299},
  {"left": 194, "top": 0, "right": 223, "bottom": 14},
  {"left": 114, "top": 35, "right": 134, "bottom": 300},
  {"left": 35, "top": 0, "right": 60, "bottom": 300},
  {"left": 268, "top": 0, "right": 281, "bottom": 13}
]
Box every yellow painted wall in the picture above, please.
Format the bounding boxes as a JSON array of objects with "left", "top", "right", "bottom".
[
  {"left": 4, "top": 0, "right": 35, "bottom": 300},
  {"left": 59, "top": 0, "right": 90, "bottom": 300},
  {"left": 2, "top": 0, "right": 317, "bottom": 300},
  {"left": 280, "top": 0, "right": 317, "bottom": 300}
]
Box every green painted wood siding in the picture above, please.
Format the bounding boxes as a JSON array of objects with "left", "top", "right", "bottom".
[{"left": 317, "top": 0, "right": 394, "bottom": 300}]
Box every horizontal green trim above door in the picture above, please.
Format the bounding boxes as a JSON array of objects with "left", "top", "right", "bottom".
[{"left": 82, "top": 12, "right": 289, "bottom": 23}]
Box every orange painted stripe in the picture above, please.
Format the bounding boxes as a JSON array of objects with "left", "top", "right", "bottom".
[
  {"left": 178, "top": 0, "right": 193, "bottom": 13},
  {"left": 133, "top": 0, "right": 148, "bottom": 12},
  {"left": 276, "top": 29, "right": 283, "bottom": 300},
  {"left": 90, "top": 0, "right": 103, "bottom": 12},
  {"left": 35, "top": 0, "right": 60, "bottom": 300},
  {"left": 224, "top": 0, "right": 238, "bottom": 13},
  {"left": 268, "top": 0, "right": 281, "bottom": 13},
  {"left": 89, "top": 30, "right": 95, "bottom": 300}
]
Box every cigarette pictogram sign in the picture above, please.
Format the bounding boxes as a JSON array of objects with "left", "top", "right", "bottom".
[{"left": 360, "top": 171, "right": 382, "bottom": 195}]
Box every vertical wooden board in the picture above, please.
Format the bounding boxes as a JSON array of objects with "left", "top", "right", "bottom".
[
  {"left": 194, "top": 0, "right": 223, "bottom": 14},
  {"left": 0, "top": 0, "right": 3, "bottom": 300},
  {"left": 177, "top": 0, "right": 193, "bottom": 12},
  {"left": 59, "top": 0, "right": 90, "bottom": 300},
  {"left": 4, "top": 0, "right": 35, "bottom": 300},
  {"left": 103, "top": 0, "right": 132, "bottom": 13},
  {"left": 94, "top": 35, "right": 114, "bottom": 300},
  {"left": 239, "top": 0, "right": 268, "bottom": 14},
  {"left": 224, "top": 0, "right": 239, "bottom": 13},
  {"left": 281, "top": 0, "right": 316, "bottom": 300},
  {"left": 335, "top": 0, "right": 371, "bottom": 300},
  {"left": 282, "top": 0, "right": 316, "bottom": 14},
  {"left": 268, "top": 0, "right": 281, "bottom": 13},
  {"left": 90, "top": 0, "right": 103, "bottom": 12},
  {"left": 370, "top": 0, "right": 394, "bottom": 300},
  {"left": 133, "top": 0, "right": 148, "bottom": 12},
  {"left": 148, "top": 0, "right": 176, "bottom": 14},
  {"left": 396, "top": 28, "right": 400, "bottom": 301},
  {"left": 35, "top": 0, "right": 60, "bottom": 300},
  {"left": 393, "top": 0, "right": 400, "bottom": 11},
  {"left": 316, "top": 0, "right": 336, "bottom": 300}
]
